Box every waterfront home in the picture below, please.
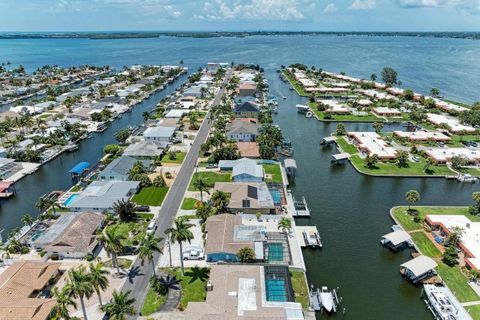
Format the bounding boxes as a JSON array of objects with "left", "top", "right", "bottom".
[
  {"left": 425, "top": 215, "right": 480, "bottom": 271},
  {"left": 236, "top": 142, "right": 261, "bottom": 159},
  {"left": 400, "top": 255, "right": 437, "bottom": 284},
  {"left": 164, "top": 109, "right": 191, "bottom": 118},
  {"left": 213, "top": 182, "right": 275, "bottom": 214},
  {"left": 431, "top": 98, "right": 469, "bottom": 113},
  {"left": 98, "top": 155, "right": 150, "bottom": 181},
  {"left": 0, "top": 260, "right": 61, "bottom": 320},
  {"left": 226, "top": 119, "right": 260, "bottom": 142},
  {"left": 234, "top": 96, "right": 257, "bottom": 105},
  {"left": 219, "top": 157, "right": 258, "bottom": 171},
  {"left": 426, "top": 113, "right": 476, "bottom": 134},
  {"left": 425, "top": 147, "right": 480, "bottom": 164},
  {"left": 234, "top": 101, "right": 260, "bottom": 118},
  {"left": 393, "top": 130, "right": 451, "bottom": 143},
  {"left": 66, "top": 180, "right": 140, "bottom": 212},
  {"left": 347, "top": 132, "right": 397, "bottom": 160},
  {"left": 207, "top": 62, "right": 229, "bottom": 73},
  {"left": 318, "top": 99, "right": 351, "bottom": 114},
  {"left": 0, "top": 157, "right": 23, "bottom": 180},
  {"left": 142, "top": 126, "right": 176, "bottom": 143},
  {"left": 123, "top": 140, "right": 165, "bottom": 158},
  {"left": 237, "top": 83, "right": 257, "bottom": 97},
  {"left": 232, "top": 158, "right": 264, "bottom": 182},
  {"left": 372, "top": 107, "right": 402, "bottom": 117},
  {"left": 185, "top": 264, "right": 303, "bottom": 319},
  {"left": 33, "top": 211, "right": 104, "bottom": 259}
]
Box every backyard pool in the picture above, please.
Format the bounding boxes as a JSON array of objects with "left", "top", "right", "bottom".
[
  {"left": 63, "top": 194, "right": 79, "bottom": 206},
  {"left": 269, "top": 189, "right": 282, "bottom": 205},
  {"left": 266, "top": 279, "right": 288, "bottom": 302},
  {"left": 268, "top": 243, "right": 284, "bottom": 262}
]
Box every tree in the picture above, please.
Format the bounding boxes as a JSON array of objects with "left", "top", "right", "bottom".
[
  {"left": 446, "top": 226, "right": 464, "bottom": 247},
  {"left": 395, "top": 150, "right": 409, "bottom": 168},
  {"left": 404, "top": 89, "right": 414, "bottom": 100},
  {"left": 138, "top": 234, "right": 163, "bottom": 277},
  {"left": 51, "top": 286, "right": 77, "bottom": 320},
  {"left": 152, "top": 175, "right": 166, "bottom": 187},
  {"left": 150, "top": 274, "right": 180, "bottom": 296},
  {"left": 115, "top": 128, "right": 130, "bottom": 144},
  {"left": 424, "top": 157, "right": 435, "bottom": 173},
  {"left": 405, "top": 190, "right": 420, "bottom": 211},
  {"left": 165, "top": 218, "right": 194, "bottom": 275},
  {"left": 372, "top": 122, "right": 384, "bottom": 134},
  {"left": 473, "top": 192, "right": 480, "bottom": 214},
  {"left": 364, "top": 154, "right": 379, "bottom": 169},
  {"left": 112, "top": 199, "right": 138, "bottom": 222},
  {"left": 192, "top": 175, "right": 209, "bottom": 202},
  {"left": 195, "top": 202, "right": 215, "bottom": 221},
  {"left": 67, "top": 265, "right": 94, "bottom": 320},
  {"left": 277, "top": 217, "right": 292, "bottom": 235},
  {"left": 103, "top": 290, "right": 136, "bottom": 320},
  {"left": 21, "top": 213, "right": 34, "bottom": 226},
  {"left": 370, "top": 73, "right": 377, "bottom": 82},
  {"left": 210, "top": 190, "right": 230, "bottom": 213},
  {"left": 442, "top": 245, "right": 459, "bottom": 267},
  {"left": 451, "top": 155, "right": 467, "bottom": 170},
  {"left": 381, "top": 67, "right": 398, "bottom": 87},
  {"left": 89, "top": 262, "right": 109, "bottom": 307},
  {"left": 335, "top": 123, "right": 346, "bottom": 136},
  {"left": 431, "top": 87, "right": 440, "bottom": 98},
  {"left": 237, "top": 247, "right": 256, "bottom": 263},
  {"left": 99, "top": 226, "right": 126, "bottom": 275}
]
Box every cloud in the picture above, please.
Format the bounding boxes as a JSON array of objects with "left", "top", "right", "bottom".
[
  {"left": 395, "top": 0, "right": 448, "bottom": 7},
  {"left": 394, "top": 0, "right": 480, "bottom": 14},
  {"left": 323, "top": 3, "right": 338, "bottom": 13},
  {"left": 196, "top": 0, "right": 305, "bottom": 21},
  {"left": 348, "top": 0, "right": 376, "bottom": 10}
]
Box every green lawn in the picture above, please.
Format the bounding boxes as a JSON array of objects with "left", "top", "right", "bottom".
[
  {"left": 106, "top": 222, "right": 148, "bottom": 246},
  {"left": 181, "top": 197, "right": 199, "bottom": 210},
  {"left": 188, "top": 172, "right": 231, "bottom": 191},
  {"left": 161, "top": 151, "right": 187, "bottom": 164},
  {"left": 132, "top": 187, "right": 169, "bottom": 206},
  {"left": 167, "top": 267, "right": 209, "bottom": 311},
  {"left": 104, "top": 258, "right": 133, "bottom": 269},
  {"left": 290, "top": 270, "right": 309, "bottom": 308},
  {"left": 263, "top": 164, "right": 283, "bottom": 183},
  {"left": 335, "top": 137, "right": 358, "bottom": 155},
  {"left": 410, "top": 232, "right": 442, "bottom": 258},
  {"left": 283, "top": 71, "right": 308, "bottom": 96},
  {"left": 466, "top": 305, "right": 480, "bottom": 319},
  {"left": 392, "top": 206, "right": 480, "bottom": 231},
  {"left": 141, "top": 286, "right": 166, "bottom": 316},
  {"left": 69, "top": 185, "right": 82, "bottom": 192},
  {"left": 307, "top": 102, "right": 382, "bottom": 122},
  {"left": 350, "top": 154, "right": 455, "bottom": 176},
  {"left": 437, "top": 264, "right": 479, "bottom": 302},
  {"left": 449, "top": 134, "right": 480, "bottom": 147}
]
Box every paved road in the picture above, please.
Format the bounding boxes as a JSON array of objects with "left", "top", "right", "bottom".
[{"left": 120, "top": 70, "right": 232, "bottom": 317}]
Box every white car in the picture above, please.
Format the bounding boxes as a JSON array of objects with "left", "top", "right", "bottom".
[
  {"left": 146, "top": 221, "right": 157, "bottom": 235},
  {"left": 183, "top": 246, "right": 205, "bottom": 260}
]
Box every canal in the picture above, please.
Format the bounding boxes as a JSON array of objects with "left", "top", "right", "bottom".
[
  {"left": 267, "top": 69, "right": 478, "bottom": 319},
  {"left": 0, "top": 74, "right": 187, "bottom": 235}
]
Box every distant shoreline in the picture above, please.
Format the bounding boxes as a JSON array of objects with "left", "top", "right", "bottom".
[{"left": 0, "top": 31, "right": 479, "bottom": 40}]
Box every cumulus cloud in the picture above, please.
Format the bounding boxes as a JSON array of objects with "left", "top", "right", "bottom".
[
  {"left": 395, "top": 0, "right": 448, "bottom": 7},
  {"left": 348, "top": 0, "right": 376, "bottom": 10},
  {"left": 196, "top": 0, "right": 305, "bottom": 21},
  {"left": 323, "top": 3, "right": 338, "bottom": 13},
  {"left": 394, "top": 0, "right": 480, "bottom": 14}
]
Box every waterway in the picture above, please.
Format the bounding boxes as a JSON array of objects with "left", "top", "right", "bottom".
[{"left": 0, "top": 34, "right": 479, "bottom": 319}]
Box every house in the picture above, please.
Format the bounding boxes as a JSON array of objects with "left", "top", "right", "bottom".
[
  {"left": 237, "top": 142, "right": 260, "bottom": 158},
  {"left": 426, "top": 113, "right": 476, "bottom": 134},
  {"left": 0, "top": 261, "right": 61, "bottom": 320},
  {"left": 143, "top": 126, "right": 176, "bottom": 142},
  {"left": 206, "top": 62, "right": 229, "bottom": 73},
  {"left": 347, "top": 132, "right": 397, "bottom": 160},
  {"left": 185, "top": 264, "right": 303, "bottom": 320},
  {"left": 123, "top": 140, "right": 166, "bottom": 158},
  {"left": 164, "top": 109, "right": 190, "bottom": 118},
  {"left": 98, "top": 155, "right": 150, "bottom": 181},
  {"left": 66, "top": 180, "right": 140, "bottom": 212},
  {"left": 234, "top": 101, "right": 260, "bottom": 118},
  {"left": 226, "top": 119, "right": 260, "bottom": 142},
  {"left": 238, "top": 83, "right": 257, "bottom": 97},
  {"left": 182, "top": 86, "right": 203, "bottom": 98},
  {"left": 234, "top": 96, "right": 256, "bottom": 105},
  {"left": 213, "top": 182, "right": 275, "bottom": 214},
  {"left": 393, "top": 130, "right": 451, "bottom": 143},
  {"left": 425, "top": 147, "right": 480, "bottom": 164},
  {"left": 34, "top": 211, "right": 104, "bottom": 259},
  {"left": 232, "top": 158, "right": 264, "bottom": 182},
  {"left": 0, "top": 157, "right": 23, "bottom": 180},
  {"left": 219, "top": 158, "right": 258, "bottom": 171},
  {"left": 372, "top": 107, "right": 402, "bottom": 117}
]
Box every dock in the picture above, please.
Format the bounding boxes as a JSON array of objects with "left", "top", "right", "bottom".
[
  {"left": 296, "top": 104, "right": 310, "bottom": 113},
  {"left": 331, "top": 153, "right": 350, "bottom": 165},
  {"left": 295, "top": 226, "right": 322, "bottom": 248},
  {"left": 320, "top": 136, "right": 336, "bottom": 146},
  {"left": 292, "top": 195, "right": 310, "bottom": 217}
]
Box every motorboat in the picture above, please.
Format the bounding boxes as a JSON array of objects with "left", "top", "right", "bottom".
[{"left": 423, "top": 284, "right": 465, "bottom": 320}]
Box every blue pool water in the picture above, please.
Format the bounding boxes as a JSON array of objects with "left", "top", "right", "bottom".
[
  {"left": 63, "top": 194, "right": 79, "bottom": 206},
  {"left": 269, "top": 189, "right": 282, "bottom": 205},
  {"left": 268, "top": 243, "right": 284, "bottom": 262},
  {"left": 266, "top": 279, "right": 287, "bottom": 302}
]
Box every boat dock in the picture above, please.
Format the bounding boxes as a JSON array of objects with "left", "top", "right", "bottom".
[
  {"left": 320, "top": 136, "right": 336, "bottom": 146},
  {"left": 291, "top": 195, "right": 310, "bottom": 217},
  {"left": 309, "top": 285, "right": 341, "bottom": 313},
  {"left": 331, "top": 153, "right": 350, "bottom": 165},
  {"left": 295, "top": 226, "right": 322, "bottom": 248},
  {"left": 296, "top": 104, "right": 310, "bottom": 113}
]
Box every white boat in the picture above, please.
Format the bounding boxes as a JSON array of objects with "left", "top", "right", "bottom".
[
  {"left": 423, "top": 284, "right": 469, "bottom": 320},
  {"left": 457, "top": 174, "right": 477, "bottom": 183},
  {"left": 305, "top": 111, "right": 313, "bottom": 118},
  {"left": 282, "top": 96, "right": 287, "bottom": 99},
  {"left": 65, "top": 143, "right": 78, "bottom": 152},
  {"left": 319, "top": 287, "right": 335, "bottom": 312}
]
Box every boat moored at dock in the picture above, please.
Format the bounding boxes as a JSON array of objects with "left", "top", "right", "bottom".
[{"left": 422, "top": 284, "right": 472, "bottom": 320}]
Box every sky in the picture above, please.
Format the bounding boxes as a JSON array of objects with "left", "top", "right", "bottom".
[{"left": 0, "top": 0, "right": 479, "bottom": 32}]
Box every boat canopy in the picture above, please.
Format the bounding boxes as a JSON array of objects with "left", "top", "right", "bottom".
[
  {"left": 401, "top": 255, "right": 437, "bottom": 277},
  {"left": 382, "top": 230, "right": 411, "bottom": 246},
  {"left": 69, "top": 161, "right": 90, "bottom": 174}
]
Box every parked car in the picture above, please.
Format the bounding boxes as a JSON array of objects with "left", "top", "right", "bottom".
[
  {"left": 137, "top": 205, "right": 150, "bottom": 212},
  {"left": 206, "top": 163, "right": 218, "bottom": 169},
  {"left": 472, "top": 142, "right": 478, "bottom": 147},
  {"left": 146, "top": 221, "right": 157, "bottom": 235},
  {"left": 183, "top": 246, "right": 205, "bottom": 260}
]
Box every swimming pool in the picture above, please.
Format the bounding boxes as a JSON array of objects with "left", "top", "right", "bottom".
[
  {"left": 269, "top": 189, "right": 282, "bottom": 205},
  {"left": 268, "top": 243, "right": 284, "bottom": 262},
  {"left": 63, "top": 194, "right": 79, "bottom": 206},
  {"left": 266, "top": 279, "right": 288, "bottom": 302}
]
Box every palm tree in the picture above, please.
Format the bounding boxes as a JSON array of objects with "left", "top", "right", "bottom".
[
  {"left": 138, "top": 234, "right": 163, "bottom": 277},
  {"left": 67, "top": 265, "right": 94, "bottom": 320},
  {"left": 21, "top": 213, "right": 34, "bottom": 226},
  {"left": 112, "top": 199, "right": 138, "bottom": 222},
  {"left": 89, "top": 262, "right": 109, "bottom": 307},
  {"left": 103, "top": 290, "right": 136, "bottom": 320},
  {"left": 35, "top": 196, "right": 51, "bottom": 214},
  {"left": 99, "top": 226, "right": 126, "bottom": 275},
  {"left": 277, "top": 217, "right": 292, "bottom": 235},
  {"left": 192, "top": 175, "right": 209, "bottom": 202},
  {"left": 50, "top": 286, "right": 77, "bottom": 320},
  {"left": 165, "top": 218, "right": 194, "bottom": 275},
  {"left": 405, "top": 190, "right": 420, "bottom": 211},
  {"left": 210, "top": 190, "right": 230, "bottom": 213},
  {"left": 473, "top": 192, "right": 480, "bottom": 213}
]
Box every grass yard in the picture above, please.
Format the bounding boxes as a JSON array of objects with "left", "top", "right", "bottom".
[
  {"left": 69, "top": 184, "right": 82, "bottom": 192},
  {"left": 335, "top": 137, "right": 358, "bottom": 155},
  {"left": 349, "top": 154, "right": 455, "bottom": 176},
  {"left": 161, "top": 151, "right": 187, "bottom": 164},
  {"left": 104, "top": 258, "right": 133, "bottom": 270},
  {"left": 107, "top": 221, "right": 148, "bottom": 246},
  {"left": 167, "top": 267, "right": 210, "bottom": 311},
  {"left": 188, "top": 172, "right": 231, "bottom": 191},
  {"left": 181, "top": 197, "right": 199, "bottom": 210},
  {"left": 263, "top": 164, "right": 283, "bottom": 183},
  {"left": 449, "top": 134, "right": 480, "bottom": 147},
  {"left": 436, "top": 264, "right": 479, "bottom": 302},
  {"left": 392, "top": 206, "right": 480, "bottom": 231},
  {"left": 410, "top": 232, "right": 442, "bottom": 258},
  {"left": 290, "top": 270, "right": 309, "bottom": 308},
  {"left": 283, "top": 71, "right": 308, "bottom": 96},
  {"left": 466, "top": 305, "right": 480, "bottom": 319},
  {"left": 132, "top": 186, "right": 169, "bottom": 206},
  {"left": 141, "top": 286, "right": 167, "bottom": 316}
]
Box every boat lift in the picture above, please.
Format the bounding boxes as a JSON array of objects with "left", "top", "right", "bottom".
[{"left": 309, "top": 285, "right": 341, "bottom": 313}]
